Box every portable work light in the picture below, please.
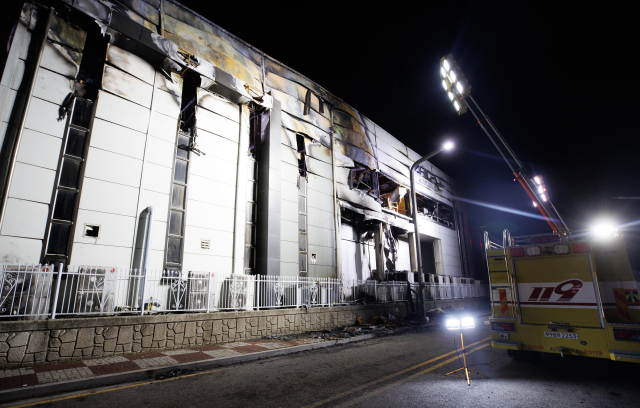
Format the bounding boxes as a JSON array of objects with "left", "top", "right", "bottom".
[{"left": 445, "top": 315, "right": 486, "bottom": 385}]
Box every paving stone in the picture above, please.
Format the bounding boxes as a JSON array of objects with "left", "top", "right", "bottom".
[
  {"left": 22, "top": 353, "right": 34, "bottom": 363},
  {"left": 47, "top": 352, "right": 59, "bottom": 362},
  {"left": 228, "top": 319, "right": 236, "bottom": 329},
  {"left": 132, "top": 343, "right": 142, "bottom": 352},
  {"left": 8, "top": 332, "right": 29, "bottom": 347},
  {"left": 167, "top": 323, "right": 174, "bottom": 330},
  {"left": 117, "top": 326, "right": 133, "bottom": 344},
  {"left": 93, "top": 348, "right": 104, "bottom": 357},
  {"left": 133, "top": 332, "right": 142, "bottom": 341},
  {"left": 35, "top": 352, "right": 46, "bottom": 362},
  {"left": 134, "top": 325, "right": 142, "bottom": 332},
  {"left": 76, "top": 328, "right": 94, "bottom": 348},
  {"left": 212, "top": 320, "right": 222, "bottom": 335},
  {"left": 59, "top": 329, "right": 77, "bottom": 343},
  {"left": 196, "top": 321, "right": 203, "bottom": 327},
  {"left": 202, "top": 321, "right": 212, "bottom": 330},
  {"left": 0, "top": 333, "right": 9, "bottom": 342},
  {"left": 95, "top": 335, "right": 104, "bottom": 344},
  {"left": 174, "top": 322, "right": 185, "bottom": 333},
  {"left": 0, "top": 342, "right": 9, "bottom": 353}
]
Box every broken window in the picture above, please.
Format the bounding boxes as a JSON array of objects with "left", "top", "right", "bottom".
[
  {"left": 165, "top": 72, "right": 201, "bottom": 272},
  {"left": 378, "top": 174, "right": 411, "bottom": 216},
  {"left": 349, "top": 166, "right": 379, "bottom": 200},
  {"left": 43, "top": 14, "right": 106, "bottom": 265},
  {"left": 415, "top": 194, "right": 456, "bottom": 229},
  {"left": 296, "top": 133, "right": 308, "bottom": 178}
]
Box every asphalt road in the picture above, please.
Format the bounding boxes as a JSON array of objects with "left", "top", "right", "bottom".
[{"left": 7, "top": 324, "right": 640, "bottom": 408}]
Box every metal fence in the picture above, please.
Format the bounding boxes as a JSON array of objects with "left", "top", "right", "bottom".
[{"left": 1, "top": 264, "right": 488, "bottom": 320}]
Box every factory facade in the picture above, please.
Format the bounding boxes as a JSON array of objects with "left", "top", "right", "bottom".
[{"left": 0, "top": 0, "right": 474, "bottom": 286}]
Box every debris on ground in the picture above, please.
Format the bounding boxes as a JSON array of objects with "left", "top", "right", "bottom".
[{"left": 155, "top": 368, "right": 194, "bottom": 380}]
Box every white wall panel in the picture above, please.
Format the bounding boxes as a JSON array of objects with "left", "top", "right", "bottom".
[
  {"left": 33, "top": 68, "right": 73, "bottom": 105},
  {"left": 90, "top": 119, "right": 146, "bottom": 159},
  {"left": 196, "top": 89, "right": 239, "bottom": 122},
  {"left": 106, "top": 45, "right": 156, "bottom": 85},
  {"left": 85, "top": 148, "right": 143, "bottom": 188},
  {"left": 305, "top": 156, "right": 332, "bottom": 180},
  {"left": 40, "top": 42, "right": 79, "bottom": 79},
  {"left": 154, "top": 72, "right": 182, "bottom": 97},
  {"left": 102, "top": 66, "right": 153, "bottom": 108},
  {"left": 144, "top": 135, "right": 174, "bottom": 168},
  {"left": 0, "top": 235, "right": 42, "bottom": 264},
  {"left": 187, "top": 175, "right": 235, "bottom": 208},
  {"left": 281, "top": 179, "right": 297, "bottom": 203},
  {"left": 441, "top": 242, "right": 460, "bottom": 257},
  {"left": 308, "top": 244, "right": 335, "bottom": 267},
  {"left": 280, "top": 240, "right": 298, "bottom": 263},
  {"left": 148, "top": 111, "right": 178, "bottom": 142},
  {"left": 16, "top": 129, "right": 61, "bottom": 170},
  {"left": 152, "top": 88, "right": 181, "bottom": 118},
  {"left": 396, "top": 238, "right": 411, "bottom": 272},
  {"left": 308, "top": 207, "right": 334, "bottom": 230},
  {"left": 0, "top": 87, "right": 17, "bottom": 124},
  {"left": 190, "top": 153, "right": 237, "bottom": 185},
  {"left": 280, "top": 261, "right": 298, "bottom": 276},
  {"left": 79, "top": 178, "right": 139, "bottom": 217},
  {"left": 308, "top": 225, "right": 334, "bottom": 248},
  {"left": 309, "top": 265, "right": 332, "bottom": 278},
  {"left": 195, "top": 107, "right": 239, "bottom": 143},
  {"left": 280, "top": 161, "right": 298, "bottom": 184},
  {"left": 95, "top": 91, "right": 150, "bottom": 133},
  {"left": 281, "top": 144, "right": 297, "bottom": 166},
  {"left": 183, "top": 225, "right": 233, "bottom": 258},
  {"left": 186, "top": 200, "right": 234, "bottom": 232},
  {"left": 197, "top": 129, "right": 238, "bottom": 165},
  {"left": 8, "top": 162, "right": 55, "bottom": 203},
  {"left": 136, "top": 189, "right": 169, "bottom": 222},
  {"left": 146, "top": 249, "right": 165, "bottom": 270},
  {"left": 148, "top": 220, "right": 167, "bottom": 251},
  {"left": 281, "top": 199, "right": 297, "bottom": 222},
  {"left": 24, "top": 97, "right": 66, "bottom": 138},
  {"left": 281, "top": 219, "right": 297, "bottom": 243},
  {"left": 182, "top": 253, "right": 232, "bottom": 273},
  {"left": 443, "top": 254, "right": 461, "bottom": 268},
  {"left": 307, "top": 188, "right": 333, "bottom": 212},
  {"left": 0, "top": 198, "right": 48, "bottom": 239},
  {"left": 140, "top": 162, "right": 172, "bottom": 194},
  {"left": 73, "top": 209, "right": 135, "bottom": 247},
  {"left": 308, "top": 173, "right": 333, "bottom": 195},
  {"left": 69, "top": 243, "right": 132, "bottom": 268}
]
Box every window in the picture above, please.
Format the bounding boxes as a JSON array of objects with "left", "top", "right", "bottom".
[
  {"left": 297, "top": 134, "right": 308, "bottom": 276},
  {"left": 415, "top": 194, "right": 456, "bottom": 229},
  {"left": 44, "top": 97, "right": 94, "bottom": 262},
  {"left": 165, "top": 132, "right": 190, "bottom": 271},
  {"left": 349, "top": 166, "right": 379, "bottom": 199},
  {"left": 378, "top": 173, "right": 410, "bottom": 216}
]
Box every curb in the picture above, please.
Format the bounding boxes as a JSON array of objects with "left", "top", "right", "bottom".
[{"left": 0, "top": 326, "right": 415, "bottom": 404}]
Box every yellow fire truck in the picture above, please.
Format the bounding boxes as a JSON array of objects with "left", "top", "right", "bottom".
[
  {"left": 486, "top": 230, "right": 640, "bottom": 362},
  {"left": 438, "top": 55, "right": 640, "bottom": 363}
]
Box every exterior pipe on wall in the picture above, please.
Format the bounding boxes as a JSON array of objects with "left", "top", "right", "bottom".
[
  {"left": 0, "top": 7, "right": 55, "bottom": 232},
  {"left": 330, "top": 115, "right": 342, "bottom": 279},
  {"left": 410, "top": 146, "right": 445, "bottom": 322}
]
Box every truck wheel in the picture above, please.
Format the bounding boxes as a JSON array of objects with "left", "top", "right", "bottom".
[{"left": 507, "top": 350, "right": 539, "bottom": 361}]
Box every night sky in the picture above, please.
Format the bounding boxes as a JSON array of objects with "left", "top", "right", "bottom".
[{"left": 179, "top": 1, "right": 639, "bottom": 270}]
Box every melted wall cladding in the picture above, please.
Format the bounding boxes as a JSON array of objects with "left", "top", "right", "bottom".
[
  {"left": 164, "top": 0, "right": 262, "bottom": 67},
  {"left": 41, "top": 41, "right": 82, "bottom": 79},
  {"left": 281, "top": 111, "right": 331, "bottom": 148},
  {"left": 162, "top": 16, "right": 262, "bottom": 85},
  {"left": 106, "top": 44, "right": 156, "bottom": 85},
  {"left": 48, "top": 13, "right": 86, "bottom": 51},
  {"left": 265, "top": 72, "right": 325, "bottom": 117},
  {"left": 102, "top": 65, "right": 153, "bottom": 108},
  {"left": 269, "top": 88, "right": 330, "bottom": 134},
  {"left": 336, "top": 183, "right": 381, "bottom": 213},
  {"left": 116, "top": 0, "right": 160, "bottom": 25},
  {"left": 334, "top": 139, "right": 376, "bottom": 171}
]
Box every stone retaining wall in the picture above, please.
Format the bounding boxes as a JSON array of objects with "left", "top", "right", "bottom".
[{"left": 0, "top": 299, "right": 487, "bottom": 369}]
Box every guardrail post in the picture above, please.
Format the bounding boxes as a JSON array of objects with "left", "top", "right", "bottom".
[
  {"left": 140, "top": 270, "right": 147, "bottom": 316},
  {"left": 296, "top": 275, "right": 300, "bottom": 308},
  {"left": 207, "top": 272, "right": 213, "bottom": 313},
  {"left": 49, "top": 263, "right": 64, "bottom": 320}
]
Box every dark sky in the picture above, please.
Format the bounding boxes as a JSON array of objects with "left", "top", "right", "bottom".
[{"left": 180, "top": 1, "right": 639, "bottom": 265}]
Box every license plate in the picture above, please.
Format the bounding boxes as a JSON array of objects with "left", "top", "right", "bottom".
[{"left": 544, "top": 331, "right": 578, "bottom": 339}]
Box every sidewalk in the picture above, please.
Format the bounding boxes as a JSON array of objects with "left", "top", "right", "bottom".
[{"left": 0, "top": 329, "right": 412, "bottom": 404}]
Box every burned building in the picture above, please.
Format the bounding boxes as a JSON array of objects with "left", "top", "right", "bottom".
[{"left": 0, "top": 0, "right": 474, "bottom": 286}]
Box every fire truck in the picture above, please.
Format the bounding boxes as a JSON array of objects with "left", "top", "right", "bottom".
[
  {"left": 439, "top": 54, "right": 640, "bottom": 362},
  {"left": 485, "top": 230, "right": 640, "bottom": 362}
]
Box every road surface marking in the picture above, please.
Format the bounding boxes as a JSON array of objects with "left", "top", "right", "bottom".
[
  {"left": 6, "top": 366, "right": 230, "bottom": 408},
  {"left": 303, "top": 336, "right": 491, "bottom": 408},
  {"left": 334, "top": 342, "right": 492, "bottom": 408}
]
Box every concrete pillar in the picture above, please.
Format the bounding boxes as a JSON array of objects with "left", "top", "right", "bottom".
[{"left": 256, "top": 100, "right": 281, "bottom": 276}]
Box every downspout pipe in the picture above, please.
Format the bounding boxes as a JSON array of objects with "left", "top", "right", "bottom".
[
  {"left": 0, "top": 7, "right": 55, "bottom": 231},
  {"left": 138, "top": 206, "right": 154, "bottom": 311},
  {"left": 410, "top": 147, "right": 445, "bottom": 322}
]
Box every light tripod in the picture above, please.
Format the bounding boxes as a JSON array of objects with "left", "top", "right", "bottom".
[{"left": 445, "top": 317, "right": 488, "bottom": 386}]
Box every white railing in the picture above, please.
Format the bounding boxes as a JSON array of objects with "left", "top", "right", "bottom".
[{"left": 1, "top": 263, "right": 488, "bottom": 319}]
